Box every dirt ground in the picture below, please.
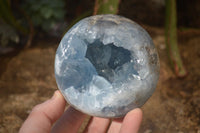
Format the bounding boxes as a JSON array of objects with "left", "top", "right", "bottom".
[{"left": 0, "top": 26, "right": 200, "bottom": 133}]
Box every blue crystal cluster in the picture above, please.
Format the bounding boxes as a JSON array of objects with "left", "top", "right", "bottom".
[{"left": 55, "top": 15, "right": 159, "bottom": 118}]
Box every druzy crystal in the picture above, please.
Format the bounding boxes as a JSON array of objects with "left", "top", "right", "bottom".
[{"left": 55, "top": 14, "right": 159, "bottom": 118}]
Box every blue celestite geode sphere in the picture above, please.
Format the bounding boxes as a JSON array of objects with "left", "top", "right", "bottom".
[{"left": 55, "top": 14, "right": 159, "bottom": 118}]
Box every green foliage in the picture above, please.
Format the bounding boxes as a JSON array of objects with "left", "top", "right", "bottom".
[
  {"left": 0, "top": 0, "right": 27, "bottom": 34},
  {"left": 0, "top": 20, "right": 19, "bottom": 46},
  {"left": 0, "top": 0, "right": 23, "bottom": 47},
  {"left": 22, "top": 0, "right": 65, "bottom": 31},
  {"left": 94, "top": 0, "right": 120, "bottom": 15},
  {"left": 165, "top": 0, "right": 187, "bottom": 77}
]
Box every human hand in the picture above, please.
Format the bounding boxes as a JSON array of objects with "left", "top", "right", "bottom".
[{"left": 19, "top": 91, "right": 142, "bottom": 133}]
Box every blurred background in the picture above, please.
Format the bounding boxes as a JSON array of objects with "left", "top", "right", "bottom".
[{"left": 0, "top": 0, "right": 200, "bottom": 132}]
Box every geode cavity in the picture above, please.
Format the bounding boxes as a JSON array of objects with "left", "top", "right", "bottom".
[{"left": 55, "top": 14, "right": 159, "bottom": 118}]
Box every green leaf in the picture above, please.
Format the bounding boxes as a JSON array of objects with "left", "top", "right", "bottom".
[
  {"left": 21, "top": 0, "right": 66, "bottom": 32},
  {"left": 94, "top": 0, "right": 120, "bottom": 15},
  {"left": 40, "top": 6, "right": 53, "bottom": 19},
  {"left": 53, "top": 9, "right": 65, "bottom": 19},
  {"left": 0, "top": 21, "right": 19, "bottom": 46}
]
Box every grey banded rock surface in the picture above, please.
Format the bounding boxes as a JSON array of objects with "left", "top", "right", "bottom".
[{"left": 54, "top": 14, "right": 160, "bottom": 118}]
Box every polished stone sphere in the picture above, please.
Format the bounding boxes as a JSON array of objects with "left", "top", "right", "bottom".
[{"left": 55, "top": 14, "right": 159, "bottom": 118}]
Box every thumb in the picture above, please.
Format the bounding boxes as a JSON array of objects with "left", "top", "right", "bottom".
[{"left": 19, "top": 90, "right": 66, "bottom": 133}]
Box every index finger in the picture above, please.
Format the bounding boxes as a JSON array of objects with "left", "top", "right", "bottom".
[{"left": 19, "top": 91, "right": 66, "bottom": 133}]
